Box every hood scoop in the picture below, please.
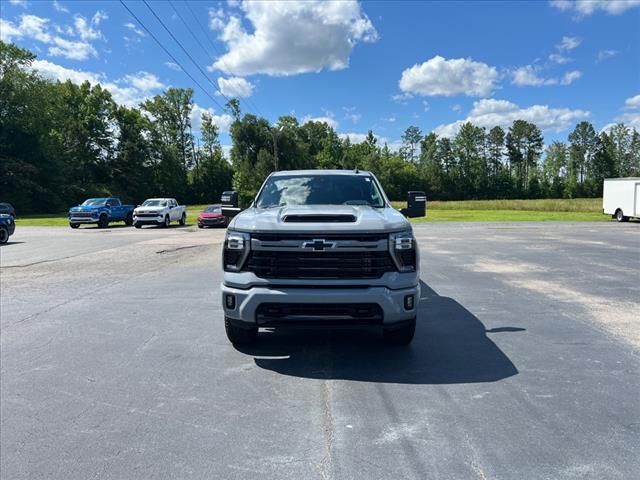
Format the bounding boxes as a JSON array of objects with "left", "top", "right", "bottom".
[{"left": 282, "top": 214, "right": 356, "bottom": 223}]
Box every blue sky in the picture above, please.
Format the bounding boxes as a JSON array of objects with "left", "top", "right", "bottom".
[{"left": 1, "top": 0, "right": 639, "bottom": 151}]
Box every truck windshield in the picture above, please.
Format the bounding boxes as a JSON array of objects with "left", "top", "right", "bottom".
[
  {"left": 142, "top": 200, "right": 167, "bottom": 207},
  {"left": 256, "top": 174, "right": 385, "bottom": 208},
  {"left": 82, "top": 198, "right": 107, "bottom": 206}
]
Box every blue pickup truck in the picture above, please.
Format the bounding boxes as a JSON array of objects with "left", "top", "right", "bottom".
[{"left": 68, "top": 197, "right": 135, "bottom": 229}]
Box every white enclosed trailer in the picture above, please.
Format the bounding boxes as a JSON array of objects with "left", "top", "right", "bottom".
[{"left": 603, "top": 178, "right": 640, "bottom": 222}]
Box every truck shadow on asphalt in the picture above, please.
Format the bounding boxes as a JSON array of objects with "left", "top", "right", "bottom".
[{"left": 237, "top": 281, "right": 521, "bottom": 384}]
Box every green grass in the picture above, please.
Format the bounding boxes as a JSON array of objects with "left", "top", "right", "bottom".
[
  {"left": 410, "top": 210, "right": 606, "bottom": 222},
  {"left": 391, "top": 197, "right": 601, "bottom": 213},
  {"left": 389, "top": 197, "right": 608, "bottom": 222},
  {"left": 16, "top": 199, "right": 609, "bottom": 226}
]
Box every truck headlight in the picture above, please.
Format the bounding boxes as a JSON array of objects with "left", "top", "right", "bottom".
[
  {"left": 223, "top": 230, "right": 250, "bottom": 272},
  {"left": 389, "top": 230, "right": 417, "bottom": 272}
]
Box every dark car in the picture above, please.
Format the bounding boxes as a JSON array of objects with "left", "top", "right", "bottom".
[
  {"left": 0, "top": 214, "right": 16, "bottom": 244},
  {"left": 0, "top": 203, "right": 15, "bottom": 218},
  {"left": 197, "top": 204, "right": 228, "bottom": 228}
]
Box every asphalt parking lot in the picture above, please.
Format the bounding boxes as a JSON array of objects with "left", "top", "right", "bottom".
[{"left": 1, "top": 222, "right": 639, "bottom": 479}]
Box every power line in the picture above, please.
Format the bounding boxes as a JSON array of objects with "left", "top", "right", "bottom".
[
  {"left": 142, "top": 0, "right": 235, "bottom": 107},
  {"left": 181, "top": 0, "right": 265, "bottom": 118},
  {"left": 119, "top": 0, "right": 227, "bottom": 112}
]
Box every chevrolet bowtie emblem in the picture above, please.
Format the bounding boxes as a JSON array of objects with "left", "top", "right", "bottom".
[{"left": 302, "top": 239, "right": 336, "bottom": 251}]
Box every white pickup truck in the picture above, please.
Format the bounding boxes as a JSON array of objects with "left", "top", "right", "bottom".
[{"left": 133, "top": 198, "right": 186, "bottom": 228}]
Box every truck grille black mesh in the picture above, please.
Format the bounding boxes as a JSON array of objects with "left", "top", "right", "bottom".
[
  {"left": 244, "top": 250, "right": 394, "bottom": 279},
  {"left": 256, "top": 303, "right": 383, "bottom": 325}
]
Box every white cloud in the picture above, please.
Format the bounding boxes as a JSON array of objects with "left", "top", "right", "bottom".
[
  {"left": 0, "top": 13, "right": 102, "bottom": 61},
  {"left": 74, "top": 11, "right": 106, "bottom": 42},
  {"left": 560, "top": 70, "right": 582, "bottom": 85},
  {"left": 191, "top": 104, "right": 233, "bottom": 133},
  {"left": 549, "top": 53, "right": 571, "bottom": 64},
  {"left": 624, "top": 94, "right": 640, "bottom": 109},
  {"left": 217, "top": 76, "right": 255, "bottom": 97},
  {"left": 548, "top": 36, "right": 580, "bottom": 63},
  {"left": 53, "top": 1, "right": 69, "bottom": 13},
  {"left": 29, "top": 59, "right": 163, "bottom": 107},
  {"left": 422, "top": 100, "right": 430, "bottom": 112},
  {"left": 382, "top": 116, "right": 396, "bottom": 123},
  {"left": 48, "top": 37, "right": 97, "bottom": 61},
  {"left": 433, "top": 98, "right": 590, "bottom": 137},
  {"left": 617, "top": 112, "right": 640, "bottom": 130},
  {"left": 124, "top": 22, "right": 145, "bottom": 38},
  {"left": 338, "top": 131, "right": 401, "bottom": 150},
  {"left": 399, "top": 55, "right": 498, "bottom": 97},
  {"left": 602, "top": 95, "right": 640, "bottom": 131},
  {"left": 123, "top": 72, "right": 165, "bottom": 92},
  {"left": 512, "top": 65, "right": 557, "bottom": 86},
  {"left": 511, "top": 66, "right": 582, "bottom": 87},
  {"left": 557, "top": 36, "right": 581, "bottom": 51},
  {"left": 550, "top": 0, "right": 640, "bottom": 17},
  {"left": 209, "top": 0, "right": 377, "bottom": 76},
  {"left": 30, "top": 58, "right": 101, "bottom": 85},
  {"left": 451, "top": 104, "right": 462, "bottom": 112},
  {"left": 302, "top": 115, "right": 339, "bottom": 130},
  {"left": 9, "top": 0, "right": 27, "bottom": 7},
  {"left": 0, "top": 19, "right": 23, "bottom": 42},
  {"left": 164, "top": 62, "right": 181, "bottom": 71},
  {"left": 391, "top": 92, "right": 413, "bottom": 104},
  {"left": 339, "top": 132, "right": 370, "bottom": 143},
  {"left": 343, "top": 107, "right": 361, "bottom": 123},
  {"left": 596, "top": 49, "right": 618, "bottom": 62}
]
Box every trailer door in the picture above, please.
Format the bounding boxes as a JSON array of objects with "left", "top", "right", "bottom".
[{"left": 635, "top": 183, "right": 640, "bottom": 217}]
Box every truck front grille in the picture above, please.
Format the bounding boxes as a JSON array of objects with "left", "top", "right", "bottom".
[
  {"left": 244, "top": 250, "right": 394, "bottom": 279},
  {"left": 256, "top": 302, "right": 383, "bottom": 325}
]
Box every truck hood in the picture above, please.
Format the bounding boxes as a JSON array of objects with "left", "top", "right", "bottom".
[
  {"left": 230, "top": 205, "right": 410, "bottom": 233},
  {"left": 69, "top": 205, "right": 103, "bottom": 213},
  {"left": 134, "top": 206, "right": 166, "bottom": 213}
]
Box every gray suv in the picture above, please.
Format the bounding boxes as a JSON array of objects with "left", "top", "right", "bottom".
[{"left": 221, "top": 170, "right": 421, "bottom": 346}]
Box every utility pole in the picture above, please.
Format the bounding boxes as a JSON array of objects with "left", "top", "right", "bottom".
[
  {"left": 270, "top": 125, "right": 283, "bottom": 171},
  {"left": 273, "top": 129, "right": 279, "bottom": 171}
]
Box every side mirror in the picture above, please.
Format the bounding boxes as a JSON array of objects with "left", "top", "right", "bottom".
[
  {"left": 222, "top": 207, "right": 243, "bottom": 219},
  {"left": 221, "top": 191, "right": 239, "bottom": 207},
  {"left": 401, "top": 191, "right": 427, "bottom": 218}
]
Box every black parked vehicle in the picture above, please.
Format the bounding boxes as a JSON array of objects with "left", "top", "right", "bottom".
[
  {"left": 0, "top": 202, "right": 16, "bottom": 218},
  {"left": 0, "top": 214, "right": 16, "bottom": 244}
]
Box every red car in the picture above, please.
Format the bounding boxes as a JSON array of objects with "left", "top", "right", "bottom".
[{"left": 197, "top": 204, "right": 228, "bottom": 228}]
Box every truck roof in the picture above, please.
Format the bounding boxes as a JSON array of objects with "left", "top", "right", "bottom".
[
  {"left": 604, "top": 177, "right": 640, "bottom": 181},
  {"left": 269, "top": 169, "right": 372, "bottom": 177}
]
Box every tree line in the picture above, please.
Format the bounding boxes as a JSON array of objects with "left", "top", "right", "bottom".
[{"left": 2, "top": 41, "right": 639, "bottom": 214}]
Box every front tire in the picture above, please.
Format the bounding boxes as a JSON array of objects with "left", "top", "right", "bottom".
[
  {"left": 615, "top": 209, "right": 629, "bottom": 222},
  {"left": 134, "top": 223, "right": 142, "bottom": 229},
  {"left": 179, "top": 213, "right": 186, "bottom": 226},
  {"left": 69, "top": 223, "right": 80, "bottom": 229},
  {"left": 98, "top": 214, "right": 109, "bottom": 228},
  {"left": 163, "top": 215, "right": 170, "bottom": 228},
  {"left": 225, "top": 318, "right": 257, "bottom": 345},
  {"left": 125, "top": 212, "right": 134, "bottom": 226},
  {"left": 0, "top": 226, "right": 8, "bottom": 244},
  {"left": 383, "top": 318, "right": 416, "bottom": 346}
]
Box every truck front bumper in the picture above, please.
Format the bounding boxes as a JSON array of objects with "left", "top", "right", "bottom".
[
  {"left": 221, "top": 283, "right": 420, "bottom": 327},
  {"left": 133, "top": 215, "right": 164, "bottom": 225},
  {"left": 69, "top": 216, "right": 98, "bottom": 224}
]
